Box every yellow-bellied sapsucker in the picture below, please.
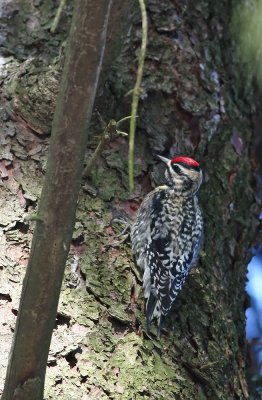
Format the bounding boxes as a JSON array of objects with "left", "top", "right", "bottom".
[{"left": 131, "top": 155, "right": 203, "bottom": 333}]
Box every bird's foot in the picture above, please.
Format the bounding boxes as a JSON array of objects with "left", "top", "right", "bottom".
[{"left": 109, "top": 217, "right": 132, "bottom": 246}]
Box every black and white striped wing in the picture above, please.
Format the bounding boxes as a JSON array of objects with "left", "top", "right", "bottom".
[{"left": 147, "top": 212, "right": 196, "bottom": 325}]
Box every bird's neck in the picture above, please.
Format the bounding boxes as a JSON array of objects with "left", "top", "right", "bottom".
[{"left": 167, "top": 185, "right": 197, "bottom": 199}]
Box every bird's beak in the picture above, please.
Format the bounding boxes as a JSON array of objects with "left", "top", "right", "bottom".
[{"left": 156, "top": 155, "right": 170, "bottom": 164}]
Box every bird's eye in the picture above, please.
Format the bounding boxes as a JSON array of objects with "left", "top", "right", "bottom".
[{"left": 172, "top": 164, "right": 182, "bottom": 175}]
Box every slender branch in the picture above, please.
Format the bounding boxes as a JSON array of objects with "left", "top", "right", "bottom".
[
  {"left": 83, "top": 119, "right": 117, "bottom": 178},
  {"left": 23, "top": 214, "right": 44, "bottom": 223},
  {"left": 128, "top": 0, "right": 148, "bottom": 192},
  {"left": 83, "top": 116, "right": 135, "bottom": 178},
  {"left": 116, "top": 115, "right": 136, "bottom": 126}
]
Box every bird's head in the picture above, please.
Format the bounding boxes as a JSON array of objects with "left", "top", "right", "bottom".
[{"left": 157, "top": 155, "right": 203, "bottom": 195}]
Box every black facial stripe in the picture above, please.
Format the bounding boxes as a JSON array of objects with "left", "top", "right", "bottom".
[
  {"left": 172, "top": 162, "right": 200, "bottom": 171},
  {"left": 171, "top": 164, "right": 182, "bottom": 175},
  {"left": 166, "top": 168, "right": 173, "bottom": 184}
]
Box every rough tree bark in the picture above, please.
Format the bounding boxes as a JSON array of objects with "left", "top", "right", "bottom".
[
  {"left": 2, "top": 1, "right": 113, "bottom": 399},
  {"left": 0, "top": 0, "right": 259, "bottom": 399}
]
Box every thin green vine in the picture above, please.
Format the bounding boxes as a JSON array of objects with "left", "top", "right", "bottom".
[
  {"left": 51, "top": 0, "right": 67, "bottom": 33},
  {"left": 128, "top": 0, "right": 148, "bottom": 192}
]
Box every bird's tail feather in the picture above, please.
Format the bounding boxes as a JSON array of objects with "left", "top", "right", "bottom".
[
  {"left": 146, "top": 293, "right": 166, "bottom": 335},
  {"left": 146, "top": 292, "right": 158, "bottom": 330}
]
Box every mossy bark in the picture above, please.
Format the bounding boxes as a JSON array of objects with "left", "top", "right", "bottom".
[{"left": 0, "top": 0, "right": 259, "bottom": 399}]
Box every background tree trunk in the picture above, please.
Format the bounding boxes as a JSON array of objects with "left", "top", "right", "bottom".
[
  {"left": 0, "top": 0, "right": 258, "bottom": 399},
  {"left": 2, "top": 1, "right": 113, "bottom": 399}
]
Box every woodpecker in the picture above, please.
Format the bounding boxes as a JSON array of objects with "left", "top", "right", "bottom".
[{"left": 131, "top": 155, "right": 203, "bottom": 333}]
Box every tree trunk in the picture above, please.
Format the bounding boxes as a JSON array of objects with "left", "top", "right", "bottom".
[
  {"left": 0, "top": 0, "right": 259, "bottom": 399},
  {"left": 2, "top": 1, "right": 113, "bottom": 399}
]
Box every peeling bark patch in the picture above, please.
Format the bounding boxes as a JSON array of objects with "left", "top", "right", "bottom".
[
  {"left": 65, "top": 348, "right": 81, "bottom": 369},
  {"left": 0, "top": 294, "right": 12, "bottom": 302},
  {"left": 55, "top": 314, "right": 71, "bottom": 328},
  {"left": 108, "top": 316, "right": 131, "bottom": 334}
]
